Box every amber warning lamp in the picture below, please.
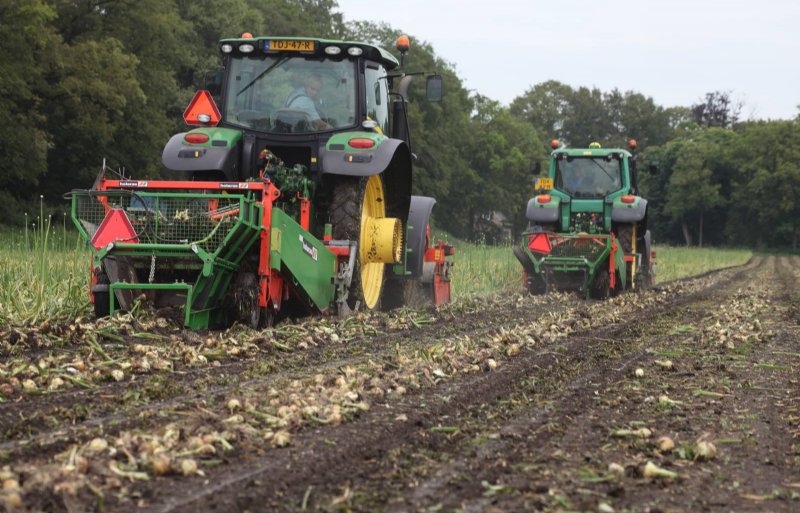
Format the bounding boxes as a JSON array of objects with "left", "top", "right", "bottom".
[
  {"left": 628, "top": 139, "right": 638, "bottom": 150},
  {"left": 550, "top": 139, "right": 560, "bottom": 149},
  {"left": 183, "top": 90, "right": 221, "bottom": 126},
  {"left": 396, "top": 35, "right": 410, "bottom": 65},
  {"left": 396, "top": 35, "right": 410, "bottom": 52}
]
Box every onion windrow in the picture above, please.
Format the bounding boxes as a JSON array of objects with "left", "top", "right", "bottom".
[{"left": 0, "top": 255, "right": 760, "bottom": 502}]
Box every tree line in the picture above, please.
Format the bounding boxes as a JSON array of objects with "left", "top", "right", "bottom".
[{"left": 2, "top": 0, "right": 798, "bottom": 248}]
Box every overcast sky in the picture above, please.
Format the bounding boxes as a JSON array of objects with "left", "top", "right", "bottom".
[{"left": 335, "top": 0, "right": 800, "bottom": 120}]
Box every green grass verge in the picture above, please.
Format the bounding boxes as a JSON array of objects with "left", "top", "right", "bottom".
[
  {"left": 0, "top": 222, "right": 752, "bottom": 326},
  {"left": 0, "top": 221, "right": 89, "bottom": 327},
  {"left": 653, "top": 246, "right": 752, "bottom": 283}
]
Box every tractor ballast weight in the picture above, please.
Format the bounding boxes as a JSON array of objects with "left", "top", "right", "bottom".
[
  {"left": 515, "top": 140, "right": 655, "bottom": 298},
  {"left": 71, "top": 35, "right": 454, "bottom": 328}
]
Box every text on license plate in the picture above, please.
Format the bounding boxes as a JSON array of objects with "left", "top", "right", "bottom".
[{"left": 267, "top": 40, "right": 315, "bottom": 51}]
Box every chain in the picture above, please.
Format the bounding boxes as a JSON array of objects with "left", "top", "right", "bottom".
[{"left": 149, "top": 254, "right": 156, "bottom": 283}]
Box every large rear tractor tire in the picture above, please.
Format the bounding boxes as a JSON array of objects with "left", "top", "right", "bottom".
[{"left": 331, "top": 175, "right": 389, "bottom": 311}]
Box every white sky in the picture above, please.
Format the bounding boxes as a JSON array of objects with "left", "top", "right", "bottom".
[{"left": 335, "top": 0, "right": 800, "bottom": 120}]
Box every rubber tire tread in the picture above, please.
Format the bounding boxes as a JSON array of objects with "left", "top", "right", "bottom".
[
  {"left": 93, "top": 271, "right": 110, "bottom": 318},
  {"left": 331, "top": 177, "right": 383, "bottom": 310}
]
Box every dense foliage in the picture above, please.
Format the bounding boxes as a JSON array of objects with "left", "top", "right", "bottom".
[{"left": 1, "top": 0, "right": 798, "bottom": 247}]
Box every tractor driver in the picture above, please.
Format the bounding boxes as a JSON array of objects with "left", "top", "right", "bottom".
[{"left": 284, "top": 73, "right": 331, "bottom": 130}]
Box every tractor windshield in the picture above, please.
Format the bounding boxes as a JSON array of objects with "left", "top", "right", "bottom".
[
  {"left": 224, "top": 55, "right": 356, "bottom": 134},
  {"left": 555, "top": 156, "right": 622, "bottom": 199}
]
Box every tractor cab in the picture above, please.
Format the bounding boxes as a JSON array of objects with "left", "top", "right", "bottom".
[
  {"left": 163, "top": 35, "right": 442, "bottom": 182},
  {"left": 554, "top": 151, "right": 624, "bottom": 200}
]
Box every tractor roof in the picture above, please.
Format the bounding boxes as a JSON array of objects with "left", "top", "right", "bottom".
[
  {"left": 552, "top": 147, "right": 632, "bottom": 158},
  {"left": 218, "top": 36, "right": 400, "bottom": 70}
]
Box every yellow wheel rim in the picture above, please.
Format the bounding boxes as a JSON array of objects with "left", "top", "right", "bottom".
[{"left": 360, "top": 175, "right": 385, "bottom": 309}]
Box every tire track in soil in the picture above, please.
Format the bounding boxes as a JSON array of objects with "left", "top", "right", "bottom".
[
  {"left": 117, "top": 258, "right": 761, "bottom": 513},
  {"left": 389, "top": 255, "right": 799, "bottom": 513},
  {"left": 0, "top": 294, "right": 570, "bottom": 461}
]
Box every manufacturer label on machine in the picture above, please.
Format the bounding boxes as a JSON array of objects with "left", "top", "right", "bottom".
[
  {"left": 299, "top": 235, "right": 318, "bottom": 261},
  {"left": 219, "top": 183, "right": 249, "bottom": 189},
  {"left": 119, "top": 181, "right": 148, "bottom": 187}
]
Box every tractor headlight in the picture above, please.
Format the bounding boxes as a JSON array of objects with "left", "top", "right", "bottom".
[
  {"left": 221, "top": 44, "right": 233, "bottom": 53},
  {"left": 239, "top": 43, "right": 255, "bottom": 53},
  {"left": 347, "top": 47, "right": 363, "bottom": 56},
  {"left": 324, "top": 46, "right": 342, "bottom": 55}
]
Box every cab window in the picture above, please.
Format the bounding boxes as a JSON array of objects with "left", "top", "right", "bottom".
[{"left": 364, "top": 63, "right": 389, "bottom": 134}]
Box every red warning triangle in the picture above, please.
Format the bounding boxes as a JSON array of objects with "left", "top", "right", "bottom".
[
  {"left": 183, "top": 90, "right": 221, "bottom": 126},
  {"left": 91, "top": 208, "right": 139, "bottom": 249},
  {"left": 527, "top": 232, "right": 552, "bottom": 254}
]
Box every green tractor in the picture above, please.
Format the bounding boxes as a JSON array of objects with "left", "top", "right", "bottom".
[
  {"left": 70, "top": 34, "right": 454, "bottom": 329},
  {"left": 513, "top": 139, "right": 655, "bottom": 298}
]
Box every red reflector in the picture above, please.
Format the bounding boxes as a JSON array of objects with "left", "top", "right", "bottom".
[
  {"left": 90, "top": 208, "right": 139, "bottom": 250},
  {"left": 348, "top": 138, "right": 375, "bottom": 149},
  {"left": 537, "top": 194, "right": 551, "bottom": 204},
  {"left": 183, "top": 90, "right": 221, "bottom": 126},
  {"left": 621, "top": 195, "right": 636, "bottom": 204},
  {"left": 184, "top": 133, "right": 209, "bottom": 144},
  {"left": 527, "top": 233, "right": 552, "bottom": 254}
]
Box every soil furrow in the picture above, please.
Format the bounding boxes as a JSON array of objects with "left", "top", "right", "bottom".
[{"left": 124, "top": 259, "right": 759, "bottom": 513}]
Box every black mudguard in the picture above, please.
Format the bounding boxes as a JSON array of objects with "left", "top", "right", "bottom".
[
  {"left": 612, "top": 198, "right": 648, "bottom": 223},
  {"left": 161, "top": 133, "right": 240, "bottom": 180},
  {"left": 403, "top": 196, "right": 436, "bottom": 278},
  {"left": 322, "top": 137, "right": 412, "bottom": 226},
  {"left": 320, "top": 138, "right": 408, "bottom": 177}
]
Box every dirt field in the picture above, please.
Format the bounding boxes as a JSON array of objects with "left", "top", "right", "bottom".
[{"left": 2, "top": 255, "right": 800, "bottom": 512}]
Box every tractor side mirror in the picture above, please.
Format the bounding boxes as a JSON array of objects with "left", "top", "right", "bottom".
[
  {"left": 426, "top": 75, "right": 443, "bottom": 102},
  {"left": 204, "top": 69, "right": 224, "bottom": 98},
  {"left": 648, "top": 160, "right": 659, "bottom": 174},
  {"left": 531, "top": 160, "right": 541, "bottom": 174}
]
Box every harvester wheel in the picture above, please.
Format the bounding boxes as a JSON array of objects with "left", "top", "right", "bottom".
[
  {"left": 383, "top": 279, "right": 434, "bottom": 308},
  {"left": 526, "top": 275, "right": 547, "bottom": 295},
  {"left": 93, "top": 269, "right": 110, "bottom": 318},
  {"left": 589, "top": 268, "right": 611, "bottom": 299},
  {"left": 230, "top": 272, "right": 272, "bottom": 329},
  {"left": 331, "top": 175, "right": 387, "bottom": 311}
]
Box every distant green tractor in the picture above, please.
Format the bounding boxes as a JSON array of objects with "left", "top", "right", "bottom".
[{"left": 514, "top": 140, "right": 655, "bottom": 298}]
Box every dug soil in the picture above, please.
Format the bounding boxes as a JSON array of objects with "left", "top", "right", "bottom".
[{"left": 2, "top": 256, "right": 800, "bottom": 513}]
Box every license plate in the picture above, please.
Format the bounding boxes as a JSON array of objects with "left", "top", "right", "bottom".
[
  {"left": 534, "top": 177, "right": 554, "bottom": 190},
  {"left": 266, "top": 40, "right": 315, "bottom": 52}
]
